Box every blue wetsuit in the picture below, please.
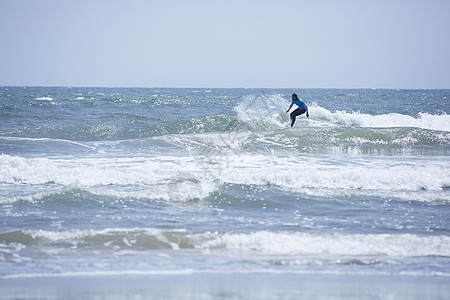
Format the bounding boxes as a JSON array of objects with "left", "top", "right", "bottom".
[
  {"left": 287, "top": 99, "right": 308, "bottom": 112},
  {"left": 288, "top": 98, "right": 308, "bottom": 127}
]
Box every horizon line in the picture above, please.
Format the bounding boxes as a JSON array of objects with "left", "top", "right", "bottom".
[{"left": 1, "top": 85, "right": 449, "bottom": 90}]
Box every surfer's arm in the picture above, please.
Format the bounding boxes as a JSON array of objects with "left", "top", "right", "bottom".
[{"left": 286, "top": 102, "right": 293, "bottom": 113}]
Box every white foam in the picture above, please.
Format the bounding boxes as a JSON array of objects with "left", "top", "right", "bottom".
[
  {"left": 0, "top": 154, "right": 218, "bottom": 202},
  {"left": 12, "top": 228, "right": 450, "bottom": 257},
  {"left": 89, "top": 177, "right": 216, "bottom": 202},
  {"left": 35, "top": 97, "right": 53, "bottom": 101},
  {"left": 215, "top": 154, "right": 450, "bottom": 199},
  {"left": 310, "top": 103, "right": 450, "bottom": 132},
  {"left": 23, "top": 227, "right": 175, "bottom": 241},
  {"left": 0, "top": 154, "right": 176, "bottom": 186},
  {"left": 193, "top": 231, "right": 450, "bottom": 257},
  {"left": 163, "top": 131, "right": 252, "bottom": 154},
  {"left": 1, "top": 153, "right": 449, "bottom": 203}
]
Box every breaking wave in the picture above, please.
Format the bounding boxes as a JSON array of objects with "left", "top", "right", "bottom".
[
  {"left": 1, "top": 228, "right": 449, "bottom": 257},
  {"left": 1, "top": 153, "right": 449, "bottom": 204}
]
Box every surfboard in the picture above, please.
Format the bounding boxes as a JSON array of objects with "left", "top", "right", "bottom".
[{"left": 287, "top": 103, "right": 299, "bottom": 114}]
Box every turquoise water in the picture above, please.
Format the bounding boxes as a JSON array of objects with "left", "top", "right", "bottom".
[{"left": 0, "top": 87, "right": 449, "bottom": 279}]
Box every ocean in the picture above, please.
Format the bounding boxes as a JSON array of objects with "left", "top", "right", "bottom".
[{"left": 1, "top": 87, "right": 449, "bottom": 298}]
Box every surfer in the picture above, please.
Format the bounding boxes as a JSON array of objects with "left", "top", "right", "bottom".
[{"left": 286, "top": 93, "right": 309, "bottom": 127}]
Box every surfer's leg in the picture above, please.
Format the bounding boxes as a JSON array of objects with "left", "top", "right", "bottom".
[
  {"left": 290, "top": 111, "right": 297, "bottom": 126},
  {"left": 290, "top": 109, "right": 306, "bottom": 127}
]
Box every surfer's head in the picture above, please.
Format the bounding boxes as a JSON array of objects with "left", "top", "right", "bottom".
[{"left": 292, "top": 93, "right": 298, "bottom": 100}]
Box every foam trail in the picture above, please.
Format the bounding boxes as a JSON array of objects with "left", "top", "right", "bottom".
[{"left": 310, "top": 103, "right": 450, "bottom": 131}]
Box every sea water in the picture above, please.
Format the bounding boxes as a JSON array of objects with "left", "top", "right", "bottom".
[{"left": 0, "top": 87, "right": 449, "bottom": 280}]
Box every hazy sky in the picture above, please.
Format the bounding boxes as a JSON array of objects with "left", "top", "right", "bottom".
[{"left": 1, "top": 0, "right": 449, "bottom": 88}]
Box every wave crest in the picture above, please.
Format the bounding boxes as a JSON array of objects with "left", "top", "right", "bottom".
[
  {"left": 307, "top": 103, "right": 450, "bottom": 132},
  {"left": 2, "top": 229, "right": 449, "bottom": 257}
]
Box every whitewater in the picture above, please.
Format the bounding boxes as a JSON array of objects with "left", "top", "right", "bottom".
[{"left": 0, "top": 87, "right": 449, "bottom": 286}]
